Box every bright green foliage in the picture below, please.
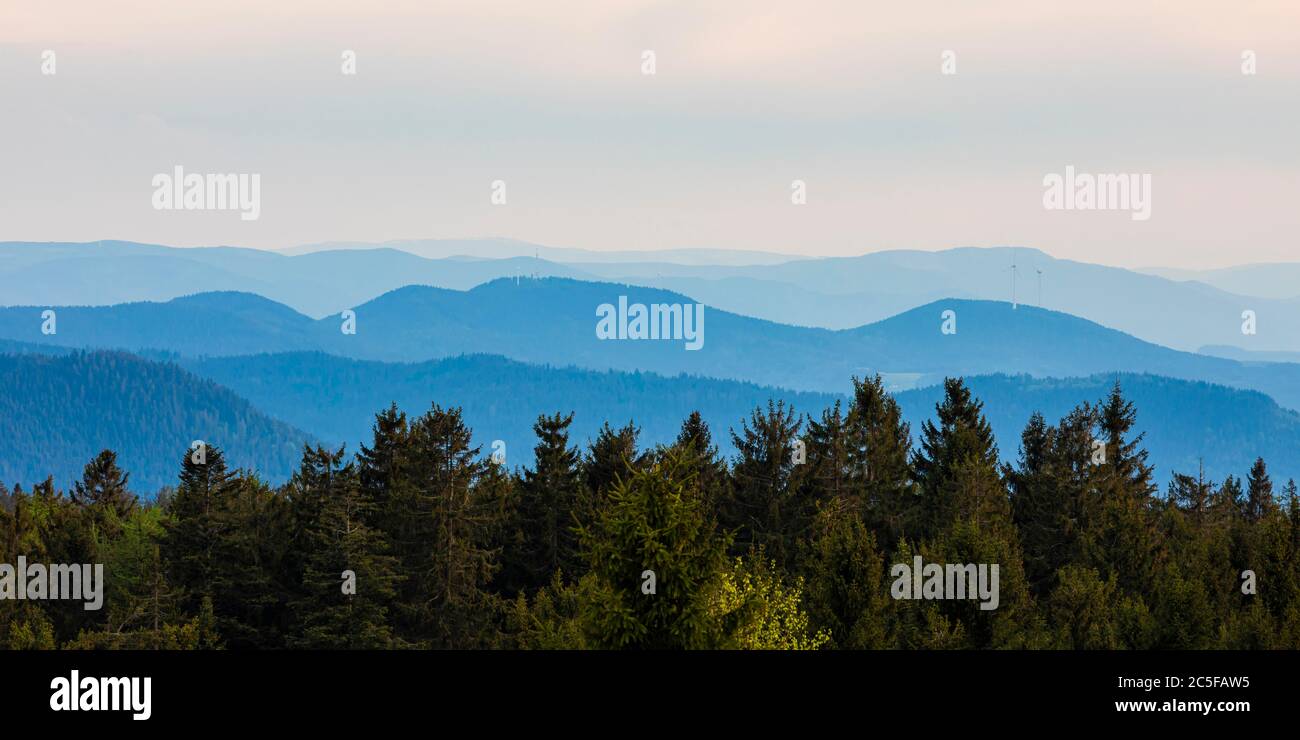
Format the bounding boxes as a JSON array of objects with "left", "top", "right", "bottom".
[
  {"left": 800, "top": 514, "right": 891, "bottom": 649},
  {"left": 711, "top": 557, "right": 829, "bottom": 650},
  {"left": 506, "top": 571, "right": 588, "bottom": 650},
  {"left": 1045, "top": 565, "right": 1154, "bottom": 649},
  {"left": 578, "top": 450, "right": 730, "bottom": 649}
]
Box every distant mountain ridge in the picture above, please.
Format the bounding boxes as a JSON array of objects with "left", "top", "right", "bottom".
[
  {"left": 6, "top": 278, "right": 1300, "bottom": 411},
  {"left": 180, "top": 352, "right": 841, "bottom": 469},
  {"left": 284, "top": 237, "right": 806, "bottom": 265},
  {"left": 1141, "top": 263, "right": 1300, "bottom": 301},
  {"left": 0, "top": 240, "right": 595, "bottom": 317},
  {"left": 6, "top": 241, "right": 1300, "bottom": 352},
  {"left": 5, "top": 338, "right": 1294, "bottom": 494},
  {"left": 187, "top": 350, "right": 1300, "bottom": 485},
  {"left": 185, "top": 353, "right": 1300, "bottom": 485},
  {"left": 3, "top": 345, "right": 1295, "bottom": 494}
]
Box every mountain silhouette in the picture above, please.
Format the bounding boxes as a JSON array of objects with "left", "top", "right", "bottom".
[
  {"left": 6, "top": 241, "right": 1300, "bottom": 353},
  {"left": 6, "top": 277, "right": 1300, "bottom": 410}
]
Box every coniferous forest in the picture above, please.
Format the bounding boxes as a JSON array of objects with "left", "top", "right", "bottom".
[{"left": 3, "top": 375, "right": 1298, "bottom": 651}]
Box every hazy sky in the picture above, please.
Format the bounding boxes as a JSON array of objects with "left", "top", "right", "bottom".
[{"left": 2, "top": 1, "right": 1298, "bottom": 268}]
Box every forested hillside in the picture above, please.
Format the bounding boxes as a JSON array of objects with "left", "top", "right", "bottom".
[
  {"left": 0, "top": 351, "right": 310, "bottom": 492},
  {"left": 8, "top": 348, "right": 1300, "bottom": 494},
  {"left": 895, "top": 373, "right": 1300, "bottom": 485},
  {"left": 3, "top": 378, "right": 1298, "bottom": 650},
  {"left": 181, "top": 351, "right": 840, "bottom": 461}
]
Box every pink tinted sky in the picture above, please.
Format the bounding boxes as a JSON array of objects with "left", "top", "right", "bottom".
[{"left": 2, "top": 0, "right": 1298, "bottom": 268}]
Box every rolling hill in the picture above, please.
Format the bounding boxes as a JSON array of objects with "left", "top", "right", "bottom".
[
  {"left": 894, "top": 373, "right": 1300, "bottom": 487},
  {"left": 167, "top": 352, "right": 1300, "bottom": 487},
  {"left": 1141, "top": 263, "right": 1300, "bottom": 301},
  {"left": 0, "top": 350, "right": 311, "bottom": 494},
  {"left": 6, "top": 241, "right": 1300, "bottom": 353},
  {"left": 0, "top": 240, "right": 595, "bottom": 317},
  {"left": 180, "top": 352, "right": 841, "bottom": 470},
  {"left": 4, "top": 344, "right": 1298, "bottom": 494},
  {"left": 6, "top": 278, "right": 1300, "bottom": 411},
  {"left": 573, "top": 246, "right": 1300, "bottom": 351}
]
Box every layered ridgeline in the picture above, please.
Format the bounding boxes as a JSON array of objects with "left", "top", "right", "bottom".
[
  {"left": 184, "top": 354, "right": 1300, "bottom": 487},
  {"left": 894, "top": 374, "right": 1300, "bottom": 486},
  {"left": 0, "top": 347, "right": 837, "bottom": 494},
  {"left": 0, "top": 240, "right": 595, "bottom": 318},
  {"left": 1142, "top": 262, "right": 1300, "bottom": 301},
  {"left": 179, "top": 352, "right": 839, "bottom": 475},
  {"left": 1, "top": 346, "right": 824, "bottom": 493},
  {"left": 0, "top": 351, "right": 310, "bottom": 493},
  {"left": 5, "top": 343, "right": 1300, "bottom": 495},
  {"left": 4, "top": 278, "right": 1300, "bottom": 409},
  {"left": 5, "top": 241, "right": 1299, "bottom": 352}
]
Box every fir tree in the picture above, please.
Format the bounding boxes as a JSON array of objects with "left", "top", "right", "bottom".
[
  {"left": 72, "top": 449, "right": 136, "bottom": 526},
  {"left": 404, "top": 404, "right": 500, "bottom": 647},
  {"left": 905, "top": 379, "right": 1040, "bottom": 647},
  {"left": 800, "top": 513, "right": 890, "bottom": 648},
  {"left": 357, "top": 402, "right": 413, "bottom": 533},
  {"left": 802, "top": 402, "right": 851, "bottom": 525},
  {"left": 288, "top": 445, "right": 399, "bottom": 648},
  {"left": 1245, "top": 457, "right": 1277, "bottom": 523},
  {"left": 583, "top": 420, "right": 642, "bottom": 501},
  {"left": 726, "top": 400, "right": 805, "bottom": 566},
  {"left": 515, "top": 412, "right": 585, "bottom": 589},
  {"left": 1007, "top": 412, "right": 1066, "bottom": 595},
  {"left": 911, "top": 378, "right": 1005, "bottom": 538},
  {"left": 1085, "top": 383, "right": 1159, "bottom": 595},
  {"left": 161, "top": 443, "right": 237, "bottom": 613},
  {"left": 671, "top": 411, "right": 729, "bottom": 513},
  {"left": 578, "top": 449, "right": 731, "bottom": 649},
  {"left": 844, "top": 375, "right": 915, "bottom": 547}
]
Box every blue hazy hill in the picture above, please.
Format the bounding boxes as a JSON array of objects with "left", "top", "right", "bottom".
[
  {"left": 7, "top": 241, "right": 1300, "bottom": 353},
  {"left": 180, "top": 352, "right": 841, "bottom": 472},
  {"left": 894, "top": 373, "right": 1300, "bottom": 487},
  {"left": 4, "top": 346, "right": 1300, "bottom": 494},
  {"left": 175, "top": 352, "right": 1300, "bottom": 486},
  {"left": 0, "top": 291, "right": 320, "bottom": 355},
  {"left": 5, "top": 278, "right": 1300, "bottom": 410},
  {"left": 0, "top": 350, "right": 311, "bottom": 494},
  {"left": 0, "top": 240, "right": 594, "bottom": 317}
]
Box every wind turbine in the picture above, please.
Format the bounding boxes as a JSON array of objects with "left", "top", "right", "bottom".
[
  {"left": 1008, "top": 255, "right": 1019, "bottom": 309},
  {"left": 1035, "top": 268, "right": 1043, "bottom": 307}
]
